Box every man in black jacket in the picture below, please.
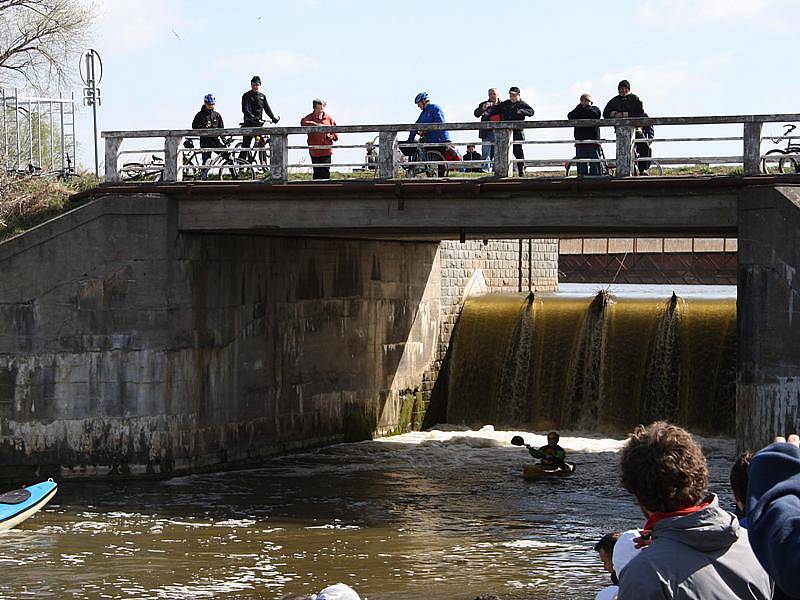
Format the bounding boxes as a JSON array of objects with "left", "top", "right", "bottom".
[
  {"left": 568, "top": 93, "right": 602, "bottom": 176},
  {"left": 241, "top": 75, "right": 279, "bottom": 161},
  {"left": 486, "top": 86, "right": 534, "bottom": 177},
  {"left": 603, "top": 80, "right": 652, "bottom": 175},
  {"left": 473, "top": 87, "right": 500, "bottom": 172},
  {"left": 191, "top": 93, "right": 225, "bottom": 178}
]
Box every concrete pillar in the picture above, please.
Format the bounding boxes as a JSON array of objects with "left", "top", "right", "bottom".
[
  {"left": 270, "top": 132, "right": 289, "bottom": 182},
  {"left": 493, "top": 128, "right": 513, "bottom": 178},
  {"left": 378, "top": 131, "right": 396, "bottom": 179},
  {"left": 743, "top": 122, "right": 763, "bottom": 176},
  {"left": 163, "top": 135, "right": 183, "bottom": 182},
  {"left": 737, "top": 186, "right": 800, "bottom": 451},
  {"left": 104, "top": 136, "right": 122, "bottom": 183},
  {"left": 615, "top": 126, "right": 634, "bottom": 177}
]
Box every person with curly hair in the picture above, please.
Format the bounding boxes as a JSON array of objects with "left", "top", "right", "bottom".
[{"left": 617, "top": 421, "right": 772, "bottom": 599}]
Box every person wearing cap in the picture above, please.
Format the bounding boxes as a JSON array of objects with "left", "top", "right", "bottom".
[
  {"left": 568, "top": 93, "right": 602, "bottom": 176},
  {"left": 602, "top": 80, "right": 653, "bottom": 175},
  {"left": 191, "top": 93, "right": 225, "bottom": 179},
  {"left": 486, "top": 87, "right": 534, "bottom": 177},
  {"left": 241, "top": 75, "right": 279, "bottom": 160},
  {"left": 301, "top": 99, "right": 338, "bottom": 180},
  {"left": 408, "top": 91, "right": 451, "bottom": 177}
]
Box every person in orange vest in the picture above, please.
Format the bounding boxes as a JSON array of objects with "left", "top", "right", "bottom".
[{"left": 301, "top": 99, "right": 338, "bottom": 180}]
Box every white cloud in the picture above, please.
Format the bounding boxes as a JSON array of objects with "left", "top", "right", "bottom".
[
  {"left": 634, "top": 0, "right": 792, "bottom": 28},
  {"left": 93, "top": 0, "right": 184, "bottom": 53},
  {"left": 211, "top": 51, "right": 319, "bottom": 76}
]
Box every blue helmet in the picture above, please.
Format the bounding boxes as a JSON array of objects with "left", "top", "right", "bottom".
[
  {"left": 204, "top": 93, "right": 215, "bottom": 104},
  {"left": 414, "top": 91, "right": 429, "bottom": 104}
]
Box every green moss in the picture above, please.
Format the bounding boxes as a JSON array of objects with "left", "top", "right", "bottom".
[
  {"left": 389, "top": 389, "right": 426, "bottom": 436},
  {"left": 342, "top": 408, "right": 376, "bottom": 443}
]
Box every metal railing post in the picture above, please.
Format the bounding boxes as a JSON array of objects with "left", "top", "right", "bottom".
[
  {"left": 615, "top": 125, "right": 634, "bottom": 177},
  {"left": 163, "top": 134, "right": 183, "bottom": 182},
  {"left": 378, "top": 130, "right": 396, "bottom": 179},
  {"left": 1, "top": 87, "right": 6, "bottom": 171},
  {"left": 14, "top": 88, "right": 20, "bottom": 171},
  {"left": 104, "top": 135, "right": 122, "bottom": 182},
  {"left": 270, "top": 132, "right": 289, "bottom": 182},
  {"left": 493, "top": 127, "right": 513, "bottom": 178},
  {"left": 743, "top": 121, "right": 763, "bottom": 176}
]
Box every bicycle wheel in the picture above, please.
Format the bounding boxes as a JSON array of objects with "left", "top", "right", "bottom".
[
  {"left": 212, "top": 155, "right": 240, "bottom": 180},
  {"left": 762, "top": 149, "right": 785, "bottom": 175},
  {"left": 182, "top": 153, "right": 201, "bottom": 180},
  {"left": 424, "top": 149, "right": 450, "bottom": 178},
  {"left": 649, "top": 160, "right": 663, "bottom": 176},
  {"left": 121, "top": 162, "right": 144, "bottom": 181},
  {"left": 779, "top": 154, "right": 799, "bottom": 174}
]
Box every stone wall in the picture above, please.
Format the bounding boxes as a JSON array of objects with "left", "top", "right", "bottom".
[
  {"left": 0, "top": 193, "right": 559, "bottom": 478},
  {"left": 738, "top": 186, "right": 800, "bottom": 450}
]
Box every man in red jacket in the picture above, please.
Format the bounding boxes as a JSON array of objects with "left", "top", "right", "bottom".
[{"left": 301, "top": 99, "right": 338, "bottom": 180}]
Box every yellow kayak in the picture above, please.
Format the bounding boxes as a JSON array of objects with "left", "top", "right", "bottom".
[{"left": 523, "top": 463, "right": 576, "bottom": 480}]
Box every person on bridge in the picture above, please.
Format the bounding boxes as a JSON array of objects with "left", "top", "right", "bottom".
[
  {"left": 191, "top": 94, "right": 225, "bottom": 180},
  {"left": 408, "top": 92, "right": 451, "bottom": 177},
  {"left": 617, "top": 421, "right": 772, "bottom": 599},
  {"left": 602, "top": 80, "right": 653, "bottom": 175},
  {"left": 241, "top": 75, "right": 279, "bottom": 160},
  {"left": 485, "top": 86, "right": 534, "bottom": 177},
  {"left": 474, "top": 87, "right": 501, "bottom": 172},
  {"left": 301, "top": 99, "right": 338, "bottom": 180},
  {"left": 568, "top": 93, "right": 602, "bottom": 176}
]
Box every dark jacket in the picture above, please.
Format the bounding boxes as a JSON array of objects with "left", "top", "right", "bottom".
[
  {"left": 618, "top": 495, "right": 772, "bottom": 599},
  {"left": 567, "top": 104, "right": 601, "bottom": 142},
  {"left": 191, "top": 106, "right": 224, "bottom": 146},
  {"left": 748, "top": 442, "right": 800, "bottom": 597},
  {"left": 241, "top": 90, "right": 277, "bottom": 125},
  {"left": 602, "top": 93, "right": 645, "bottom": 119},
  {"left": 487, "top": 100, "right": 534, "bottom": 140},
  {"left": 474, "top": 99, "right": 500, "bottom": 140}
]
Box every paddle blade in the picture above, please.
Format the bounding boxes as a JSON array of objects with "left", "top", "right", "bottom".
[{"left": 510, "top": 435, "right": 526, "bottom": 447}]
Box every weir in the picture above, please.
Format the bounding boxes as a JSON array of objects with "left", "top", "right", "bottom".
[{"left": 447, "top": 291, "right": 736, "bottom": 436}]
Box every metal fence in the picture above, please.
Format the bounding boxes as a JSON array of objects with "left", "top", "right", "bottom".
[
  {"left": 1, "top": 88, "right": 77, "bottom": 177},
  {"left": 101, "top": 113, "right": 800, "bottom": 183}
]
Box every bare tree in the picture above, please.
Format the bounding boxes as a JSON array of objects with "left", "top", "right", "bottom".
[{"left": 0, "top": 0, "right": 94, "bottom": 89}]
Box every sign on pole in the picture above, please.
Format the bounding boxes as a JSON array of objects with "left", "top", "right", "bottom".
[{"left": 79, "top": 49, "right": 103, "bottom": 178}]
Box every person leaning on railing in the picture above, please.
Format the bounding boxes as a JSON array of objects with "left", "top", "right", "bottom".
[
  {"left": 603, "top": 79, "right": 653, "bottom": 175},
  {"left": 474, "top": 87, "right": 500, "bottom": 172},
  {"left": 300, "top": 99, "right": 338, "bottom": 180},
  {"left": 568, "top": 93, "right": 602, "bottom": 176},
  {"left": 486, "top": 86, "right": 534, "bottom": 177},
  {"left": 191, "top": 93, "right": 225, "bottom": 180}
]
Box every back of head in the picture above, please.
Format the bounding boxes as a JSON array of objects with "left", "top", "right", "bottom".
[
  {"left": 316, "top": 583, "right": 361, "bottom": 600},
  {"left": 620, "top": 421, "right": 708, "bottom": 513},
  {"left": 594, "top": 531, "right": 620, "bottom": 555},
  {"left": 730, "top": 451, "right": 752, "bottom": 508}
]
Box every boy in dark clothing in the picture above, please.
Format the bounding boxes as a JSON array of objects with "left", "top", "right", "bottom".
[
  {"left": 603, "top": 79, "right": 652, "bottom": 174},
  {"left": 191, "top": 93, "right": 225, "bottom": 178},
  {"left": 463, "top": 144, "right": 482, "bottom": 172},
  {"left": 486, "top": 86, "right": 534, "bottom": 177},
  {"left": 567, "top": 93, "right": 602, "bottom": 176},
  {"left": 241, "top": 75, "right": 279, "bottom": 160}
]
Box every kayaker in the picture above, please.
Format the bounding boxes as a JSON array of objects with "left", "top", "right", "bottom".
[{"left": 535, "top": 431, "right": 567, "bottom": 467}]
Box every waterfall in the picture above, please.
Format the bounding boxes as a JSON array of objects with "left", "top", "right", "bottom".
[{"left": 447, "top": 290, "right": 736, "bottom": 435}]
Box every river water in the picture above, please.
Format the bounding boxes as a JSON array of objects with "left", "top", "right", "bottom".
[{"left": 0, "top": 427, "right": 738, "bottom": 600}]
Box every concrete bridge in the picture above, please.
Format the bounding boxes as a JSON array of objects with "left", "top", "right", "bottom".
[{"left": 1, "top": 115, "right": 799, "bottom": 479}]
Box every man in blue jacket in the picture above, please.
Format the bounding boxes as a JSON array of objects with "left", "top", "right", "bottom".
[
  {"left": 408, "top": 92, "right": 450, "bottom": 177},
  {"left": 748, "top": 434, "right": 800, "bottom": 599}
]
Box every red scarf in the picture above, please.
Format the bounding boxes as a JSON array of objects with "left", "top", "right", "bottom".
[{"left": 644, "top": 499, "right": 712, "bottom": 531}]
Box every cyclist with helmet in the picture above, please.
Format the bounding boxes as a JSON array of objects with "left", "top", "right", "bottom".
[
  {"left": 407, "top": 92, "right": 451, "bottom": 177},
  {"left": 241, "top": 75, "right": 280, "bottom": 160},
  {"left": 191, "top": 93, "right": 225, "bottom": 178}
]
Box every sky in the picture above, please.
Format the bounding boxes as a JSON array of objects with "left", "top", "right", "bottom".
[{"left": 59, "top": 0, "right": 800, "bottom": 171}]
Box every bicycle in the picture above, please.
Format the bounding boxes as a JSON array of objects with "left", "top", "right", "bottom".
[
  {"left": 762, "top": 123, "right": 800, "bottom": 174},
  {"left": 121, "top": 154, "right": 164, "bottom": 182},
  {"left": 396, "top": 137, "right": 450, "bottom": 178},
  {"left": 236, "top": 119, "right": 276, "bottom": 180}
]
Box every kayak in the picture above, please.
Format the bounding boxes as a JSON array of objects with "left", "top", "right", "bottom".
[
  {"left": 0, "top": 479, "right": 58, "bottom": 531},
  {"left": 523, "top": 463, "right": 576, "bottom": 480}
]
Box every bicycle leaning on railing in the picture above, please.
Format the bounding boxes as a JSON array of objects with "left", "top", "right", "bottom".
[
  {"left": 396, "top": 137, "right": 450, "bottom": 178},
  {"left": 762, "top": 124, "right": 800, "bottom": 174}
]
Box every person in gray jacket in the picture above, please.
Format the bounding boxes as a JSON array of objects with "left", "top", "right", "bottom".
[{"left": 618, "top": 421, "right": 772, "bottom": 599}]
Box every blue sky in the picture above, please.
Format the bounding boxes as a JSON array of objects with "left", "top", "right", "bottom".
[{"left": 69, "top": 0, "right": 799, "bottom": 170}]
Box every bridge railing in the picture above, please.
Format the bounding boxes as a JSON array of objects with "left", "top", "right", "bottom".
[{"left": 101, "top": 113, "right": 800, "bottom": 183}]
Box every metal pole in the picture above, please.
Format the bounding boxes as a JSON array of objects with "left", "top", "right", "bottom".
[
  {"left": 14, "top": 88, "right": 20, "bottom": 171},
  {"left": 1, "top": 87, "right": 7, "bottom": 171},
  {"left": 70, "top": 92, "right": 76, "bottom": 176},
  {"left": 36, "top": 100, "right": 42, "bottom": 170},
  {"left": 27, "top": 98, "right": 33, "bottom": 168},
  {"left": 49, "top": 101, "right": 54, "bottom": 172},
  {"left": 59, "top": 101, "right": 65, "bottom": 175},
  {"left": 87, "top": 53, "right": 99, "bottom": 178}
]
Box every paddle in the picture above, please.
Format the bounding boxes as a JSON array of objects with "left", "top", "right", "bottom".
[{"left": 510, "top": 435, "right": 571, "bottom": 471}]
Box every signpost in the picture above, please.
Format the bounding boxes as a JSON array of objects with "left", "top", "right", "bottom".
[{"left": 79, "top": 49, "right": 103, "bottom": 178}]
